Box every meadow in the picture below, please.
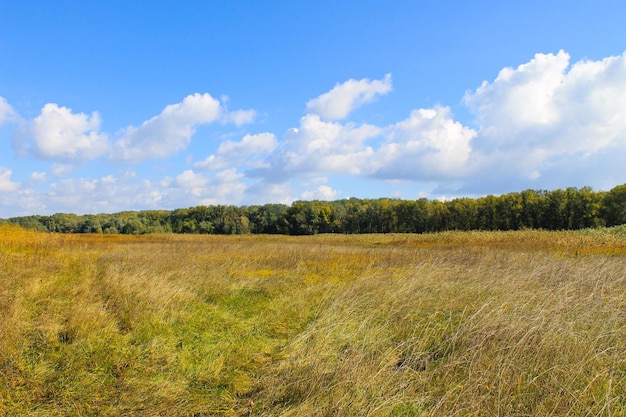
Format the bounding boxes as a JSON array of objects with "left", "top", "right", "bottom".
[{"left": 1, "top": 224, "right": 625, "bottom": 416}]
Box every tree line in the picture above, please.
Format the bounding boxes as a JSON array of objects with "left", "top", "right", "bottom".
[{"left": 4, "top": 185, "right": 626, "bottom": 235}]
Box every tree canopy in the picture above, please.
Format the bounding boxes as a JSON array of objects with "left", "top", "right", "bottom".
[{"left": 3, "top": 185, "right": 625, "bottom": 235}]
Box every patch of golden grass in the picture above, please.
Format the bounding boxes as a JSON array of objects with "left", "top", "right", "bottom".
[{"left": 1, "top": 227, "right": 625, "bottom": 415}]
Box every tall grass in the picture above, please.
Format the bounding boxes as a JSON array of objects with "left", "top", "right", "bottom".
[{"left": 1, "top": 225, "right": 625, "bottom": 416}]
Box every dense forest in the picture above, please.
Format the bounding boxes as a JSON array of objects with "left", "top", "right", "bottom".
[{"left": 3, "top": 184, "right": 626, "bottom": 235}]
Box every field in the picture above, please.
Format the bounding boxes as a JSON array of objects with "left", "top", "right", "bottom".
[{"left": 1, "top": 225, "right": 626, "bottom": 416}]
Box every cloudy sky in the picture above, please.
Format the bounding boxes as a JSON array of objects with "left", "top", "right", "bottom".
[{"left": 1, "top": 1, "right": 626, "bottom": 217}]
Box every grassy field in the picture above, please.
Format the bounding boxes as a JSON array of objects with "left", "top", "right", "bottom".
[{"left": 1, "top": 224, "right": 626, "bottom": 416}]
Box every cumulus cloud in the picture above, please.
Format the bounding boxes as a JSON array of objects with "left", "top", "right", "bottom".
[
  {"left": 296, "top": 177, "right": 339, "bottom": 200},
  {"left": 0, "top": 167, "right": 19, "bottom": 192},
  {"left": 112, "top": 93, "right": 222, "bottom": 162},
  {"left": 218, "top": 132, "right": 278, "bottom": 157},
  {"left": 371, "top": 106, "right": 477, "bottom": 180},
  {"left": 45, "top": 174, "right": 164, "bottom": 214},
  {"left": 465, "top": 51, "right": 569, "bottom": 134},
  {"left": 243, "top": 181, "right": 293, "bottom": 205},
  {"left": 253, "top": 52, "right": 626, "bottom": 196},
  {"left": 301, "top": 185, "right": 339, "bottom": 200},
  {"left": 251, "top": 105, "right": 474, "bottom": 187},
  {"left": 306, "top": 74, "right": 392, "bottom": 120},
  {"left": 42, "top": 169, "right": 243, "bottom": 214},
  {"left": 194, "top": 132, "right": 278, "bottom": 171},
  {"left": 0, "top": 97, "right": 17, "bottom": 126},
  {"left": 0, "top": 169, "right": 47, "bottom": 216},
  {"left": 175, "top": 170, "right": 210, "bottom": 196},
  {"left": 36, "top": 169, "right": 245, "bottom": 215},
  {"left": 463, "top": 50, "right": 626, "bottom": 190},
  {"left": 300, "top": 180, "right": 340, "bottom": 200},
  {"left": 254, "top": 114, "right": 380, "bottom": 181},
  {"left": 7, "top": 93, "right": 256, "bottom": 167},
  {"left": 14, "top": 103, "right": 109, "bottom": 161},
  {"left": 173, "top": 168, "right": 246, "bottom": 205}
]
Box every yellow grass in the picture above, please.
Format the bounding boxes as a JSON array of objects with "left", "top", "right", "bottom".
[{"left": 1, "top": 225, "right": 625, "bottom": 416}]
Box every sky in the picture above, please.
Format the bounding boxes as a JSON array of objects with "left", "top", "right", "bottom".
[{"left": 1, "top": 0, "right": 626, "bottom": 217}]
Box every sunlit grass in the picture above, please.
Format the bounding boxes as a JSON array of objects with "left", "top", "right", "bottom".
[{"left": 1, "top": 226, "right": 625, "bottom": 415}]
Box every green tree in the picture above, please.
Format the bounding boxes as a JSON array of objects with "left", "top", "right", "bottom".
[{"left": 601, "top": 184, "right": 626, "bottom": 226}]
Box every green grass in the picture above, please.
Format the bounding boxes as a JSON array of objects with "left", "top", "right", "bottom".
[{"left": 1, "top": 225, "right": 626, "bottom": 416}]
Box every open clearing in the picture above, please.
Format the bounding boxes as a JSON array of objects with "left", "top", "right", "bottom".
[{"left": 1, "top": 226, "right": 626, "bottom": 416}]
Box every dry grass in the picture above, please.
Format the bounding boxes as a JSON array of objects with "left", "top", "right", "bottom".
[{"left": 1, "top": 224, "right": 625, "bottom": 416}]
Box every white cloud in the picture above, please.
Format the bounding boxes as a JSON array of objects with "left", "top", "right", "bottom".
[
  {"left": 172, "top": 168, "right": 247, "bottom": 205},
  {"left": 221, "top": 109, "right": 257, "bottom": 126},
  {"left": 256, "top": 114, "right": 380, "bottom": 181},
  {"left": 254, "top": 53, "right": 626, "bottom": 194},
  {"left": 254, "top": 104, "right": 474, "bottom": 186},
  {"left": 0, "top": 181, "right": 48, "bottom": 216},
  {"left": 0, "top": 167, "right": 19, "bottom": 192},
  {"left": 112, "top": 93, "right": 222, "bottom": 162},
  {"left": 200, "top": 169, "right": 247, "bottom": 205},
  {"left": 46, "top": 174, "right": 164, "bottom": 214},
  {"left": 175, "top": 170, "right": 209, "bottom": 195},
  {"left": 15, "top": 103, "right": 109, "bottom": 161},
  {"left": 462, "top": 50, "right": 626, "bottom": 190},
  {"left": 28, "top": 169, "right": 244, "bottom": 215},
  {"left": 306, "top": 74, "right": 392, "bottom": 120},
  {"left": 218, "top": 132, "right": 278, "bottom": 157},
  {"left": 30, "top": 171, "right": 48, "bottom": 182},
  {"left": 0, "top": 97, "right": 17, "bottom": 126},
  {"left": 0, "top": 171, "right": 163, "bottom": 216},
  {"left": 299, "top": 177, "right": 340, "bottom": 201},
  {"left": 371, "top": 106, "right": 477, "bottom": 180},
  {"left": 244, "top": 181, "right": 293, "bottom": 205},
  {"left": 194, "top": 132, "right": 278, "bottom": 171},
  {"left": 301, "top": 185, "right": 339, "bottom": 200},
  {"left": 465, "top": 51, "right": 569, "bottom": 133},
  {"left": 7, "top": 93, "right": 257, "bottom": 168},
  {"left": 51, "top": 163, "right": 79, "bottom": 177},
  {"left": 193, "top": 154, "right": 221, "bottom": 171}
]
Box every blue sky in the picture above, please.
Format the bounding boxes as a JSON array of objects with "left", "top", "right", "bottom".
[{"left": 1, "top": 0, "right": 626, "bottom": 216}]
